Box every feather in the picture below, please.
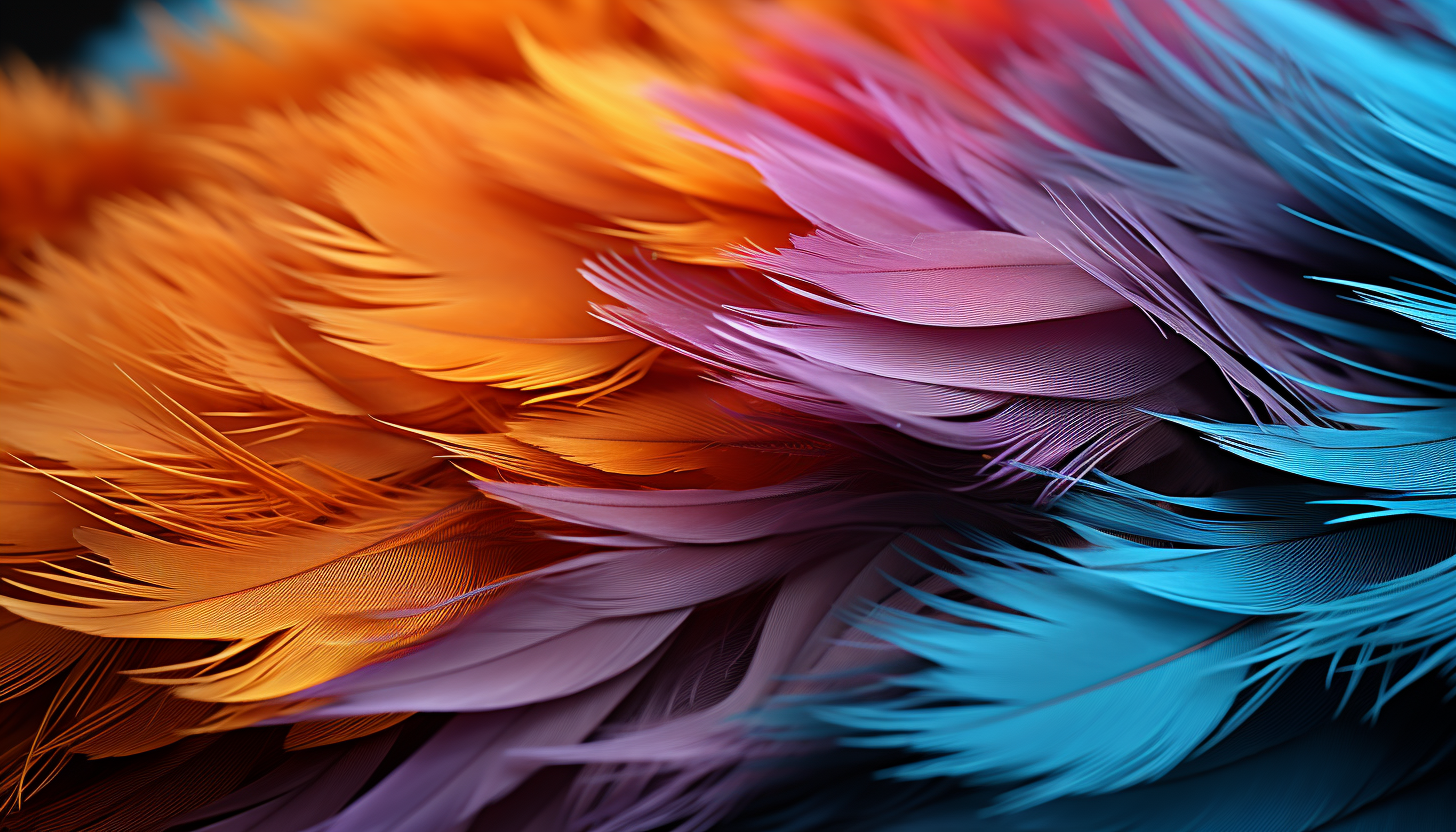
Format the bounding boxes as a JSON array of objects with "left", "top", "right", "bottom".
[
  {"left": 739, "top": 228, "right": 1129, "bottom": 328},
  {"left": 585, "top": 250, "right": 1216, "bottom": 495},
  {"left": 1, "top": 497, "right": 580, "bottom": 703},
  {"left": 806, "top": 557, "right": 1265, "bottom": 810},
  {"left": 735, "top": 668, "right": 1456, "bottom": 832},
  {"left": 306, "top": 651, "right": 659, "bottom": 832}
]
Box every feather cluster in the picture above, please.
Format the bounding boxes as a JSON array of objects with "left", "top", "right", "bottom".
[{"left": 1, "top": 0, "right": 1454, "bottom": 829}]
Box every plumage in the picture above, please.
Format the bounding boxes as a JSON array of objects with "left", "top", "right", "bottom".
[{"left": 1, "top": 0, "right": 1455, "bottom": 829}]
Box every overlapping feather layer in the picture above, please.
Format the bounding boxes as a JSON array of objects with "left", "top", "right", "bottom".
[{"left": 0, "top": 0, "right": 1453, "bottom": 830}]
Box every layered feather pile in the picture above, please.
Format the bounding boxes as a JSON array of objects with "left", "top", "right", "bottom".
[{"left": 1, "top": 0, "right": 1454, "bottom": 829}]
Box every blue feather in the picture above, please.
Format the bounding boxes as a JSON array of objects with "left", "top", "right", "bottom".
[
  {"left": 805, "top": 465, "right": 1456, "bottom": 813},
  {"left": 1046, "top": 477, "right": 1456, "bottom": 613},
  {"left": 738, "top": 671, "right": 1456, "bottom": 831},
  {"left": 1158, "top": 411, "right": 1456, "bottom": 494},
  {"left": 814, "top": 547, "right": 1266, "bottom": 810},
  {"left": 1121, "top": 0, "right": 1456, "bottom": 270}
]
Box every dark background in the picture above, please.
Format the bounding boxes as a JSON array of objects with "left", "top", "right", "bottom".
[{"left": 1, "top": 1, "right": 134, "bottom": 69}]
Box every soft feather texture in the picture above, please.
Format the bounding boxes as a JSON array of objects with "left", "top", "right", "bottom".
[{"left": 1, "top": 0, "right": 1455, "bottom": 830}]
